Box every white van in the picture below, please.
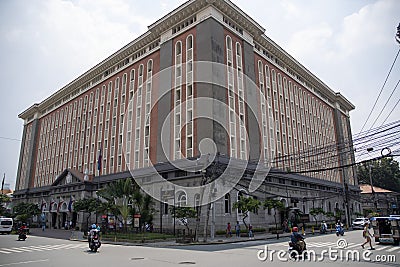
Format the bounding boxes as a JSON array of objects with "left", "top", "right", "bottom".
[{"left": 0, "top": 217, "right": 13, "bottom": 234}]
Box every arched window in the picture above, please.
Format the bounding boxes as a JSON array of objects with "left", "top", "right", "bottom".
[
  {"left": 194, "top": 193, "right": 200, "bottom": 212},
  {"left": 226, "top": 35, "right": 232, "bottom": 51},
  {"left": 226, "top": 35, "right": 236, "bottom": 158},
  {"left": 174, "top": 41, "right": 183, "bottom": 160},
  {"left": 224, "top": 193, "right": 231, "bottom": 214},
  {"left": 129, "top": 68, "right": 135, "bottom": 99},
  {"left": 186, "top": 35, "right": 193, "bottom": 50},
  {"left": 177, "top": 191, "right": 187, "bottom": 207}
]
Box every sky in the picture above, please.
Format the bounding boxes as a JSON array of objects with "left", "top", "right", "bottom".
[{"left": 0, "top": 0, "right": 399, "bottom": 190}]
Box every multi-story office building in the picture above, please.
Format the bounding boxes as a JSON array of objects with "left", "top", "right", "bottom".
[{"left": 15, "top": 0, "right": 360, "bottom": 232}]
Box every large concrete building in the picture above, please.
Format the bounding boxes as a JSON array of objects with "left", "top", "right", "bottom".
[{"left": 14, "top": 0, "right": 360, "bottom": 233}]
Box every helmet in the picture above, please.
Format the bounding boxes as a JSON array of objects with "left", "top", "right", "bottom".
[
  {"left": 91, "top": 224, "right": 97, "bottom": 229},
  {"left": 292, "top": 227, "right": 298, "bottom": 232}
]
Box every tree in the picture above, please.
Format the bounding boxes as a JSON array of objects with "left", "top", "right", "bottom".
[
  {"left": 334, "top": 208, "right": 344, "bottom": 222},
  {"left": 170, "top": 206, "right": 197, "bottom": 237},
  {"left": 13, "top": 202, "right": 41, "bottom": 223},
  {"left": 97, "top": 178, "right": 155, "bottom": 232},
  {"left": 309, "top": 207, "right": 325, "bottom": 226},
  {"left": 73, "top": 198, "right": 102, "bottom": 230},
  {"left": 232, "top": 196, "right": 261, "bottom": 229},
  {"left": 130, "top": 189, "right": 155, "bottom": 231},
  {"left": 357, "top": 157, "right": 400, "bottom": 192},
  {"left": 263, "top": 199, "right": 285, "bottom": 239},
  {"left": 0, "top": 194, "right": 11, "bottom": 217},
  {"left": 325, "top": 211, "right": 335, "bottom": 222}
]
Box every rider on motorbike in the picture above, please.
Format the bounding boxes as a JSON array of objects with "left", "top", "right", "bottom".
[
  {"left": 18, "top": 223, "right": 28, "bottom": 240},
  {"left": 290, "top": 227, "right": 306, "bottom": 252},
  {"left": 88, "top": 224, "right": 99, "bottom": 239},
  {"left": 335, "top": 220, "right": 344, "bottom": 236}
]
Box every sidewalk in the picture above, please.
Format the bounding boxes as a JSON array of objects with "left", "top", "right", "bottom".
[
  {"left": 29, "top": 227, "right": 347, "bottom": 246},
  {"left": 29, "top": 227, "right": 78, "bottom": 241},
  {"left": 27, "top": 227, "right": 307, "bottom": 246}
]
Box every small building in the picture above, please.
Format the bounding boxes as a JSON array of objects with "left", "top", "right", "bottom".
[{"left": 360, "top": 184, "right": 400, "bottom": 216}]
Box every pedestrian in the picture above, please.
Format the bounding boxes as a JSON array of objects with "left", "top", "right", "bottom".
[
  {"left": 64, "top": 220, "right": 68, "bottom": 230},
  {"left": 42, "top": 222, "right": 46, "bottom": 231},
  {"left": 226, "top": 222, "right": 232, "bottom": 238},
  {"left": 248, "top": 224, "right": 253, "bottom": 239},
  {"left": 283, "top": 219, "right": 288, "bottom": 232},
  {"left": 361, "top": 222, "right": 375, "bottom": 250},
  {"left": 235, "top": 221, "right": 241, "bottom": 237}
]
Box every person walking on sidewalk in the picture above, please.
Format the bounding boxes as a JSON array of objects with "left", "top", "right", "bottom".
[
  {"left": 226, "top": 222, "right": 232, "bottom": 238},
  {"left": 235, "top": 221, "right": 241, "bottom": 237},
  {"left": 361, "top": 222, "right": 375, "bottom": 250},
  {"left": 248, "top": 224, "right": 253, "bottom": 239}
]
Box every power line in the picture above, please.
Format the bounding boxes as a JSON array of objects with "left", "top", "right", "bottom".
[
  {"left": 358, "top": 47, "right": 400, "bottom": 134},
  {"left": 381, "top": 97, "right": 400, "bottom": 125},
  {"left": 368, "top": 79, "right": 400, "bottom": 130},
  {"left": 0, "top": 136, "right": 22, "bottom": 142}
]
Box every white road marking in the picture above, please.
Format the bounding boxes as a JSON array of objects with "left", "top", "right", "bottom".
[
  {"left": 344, "top": 243, "right": 360, "bottom": 249},
  {"left": 375, "top": 246, "right": 389, "bottom": 251},
  {"left": 0, "top": 248, "right": 25, "bottom": 253},
  {"left": 0, "top": 259, "right": 49, "bottom": 267},
  {"left": 0, "top": 243, "right": 90, "bottom": 254},
  {"left": 387, "top": 246, "right": 400, "bottom": 252}
]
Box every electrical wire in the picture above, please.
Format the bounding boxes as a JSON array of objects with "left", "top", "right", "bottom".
[{"left": 358, "top": 47, "right": 400, "bottom": 134}]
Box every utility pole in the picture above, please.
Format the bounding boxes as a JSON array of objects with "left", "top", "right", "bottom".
[
  {"left": 367, "top": 148, "right": 378, "bottom": 213},
  {"left": 368, "top": 162, "right": 378, "bottom": 212}
]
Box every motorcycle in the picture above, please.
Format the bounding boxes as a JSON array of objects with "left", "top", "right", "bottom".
[
  {"left": 88, "top": 229, "right": 101, "bottom": 252},
  {"left": 320, "top": 225, "right": 327, "bottom": 234},
  {"left": 18, "top": 229, "right": 27, "bottom": 241},
  {"left": 335, "top": 225, "right": 344, "bottom": 236},
  {"left": 288, "top": 239, "right": 307, "bottom": 259}
]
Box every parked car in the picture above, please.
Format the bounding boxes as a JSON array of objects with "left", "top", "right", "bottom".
[{"left": 352, "top": 218, "right": 369, "bottom": 229}]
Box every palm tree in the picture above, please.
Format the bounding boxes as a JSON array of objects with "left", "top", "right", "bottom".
[
  {"left": 97, "top": 178, "right": 135, "bottom": 231},
  {"left": 263, "top": 199, "right": 285, "bottom": 239},
  {"left": 97, "top": 178, "right": 155, "bottom": 232}
]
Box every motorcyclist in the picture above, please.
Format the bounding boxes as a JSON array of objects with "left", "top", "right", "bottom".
[
  {"left": 88, "top": 224, "right": 99, "bottom": 242},
  {"left": 18, "top": 223, "right": 28, "bottom": 240},
  {"left": 290, "top": 226, "right": 306, "bottom": 252},
  {"left": 336, "top": 220, "right": 344, "bottom": 235},
  {"left": 18, "top": 223, "right": 27, "bottom": 234}
]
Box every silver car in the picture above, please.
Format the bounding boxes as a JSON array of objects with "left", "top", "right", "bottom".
[{"left": 352, "top": 218, "right": 369, "bottom": 229}]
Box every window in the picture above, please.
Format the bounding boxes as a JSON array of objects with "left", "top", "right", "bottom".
[
  {"left": 177, "top": 191, "right": 187, "bottom": 207},
  {"left": 164, "top": 203, "right": 169, "bottom": 215},
  {"left": 224, "top": 193, "right": 231, "bottom": 214}
]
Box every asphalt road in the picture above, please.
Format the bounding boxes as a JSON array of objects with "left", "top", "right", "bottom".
[{"left": 0, "top": 230, "right": 398, "bottom": 266}]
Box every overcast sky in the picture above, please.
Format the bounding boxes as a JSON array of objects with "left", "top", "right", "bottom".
[{"left": 0, "top": 0, "right": 399, "bottom": 190}]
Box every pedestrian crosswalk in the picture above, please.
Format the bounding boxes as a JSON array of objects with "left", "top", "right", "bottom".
[
  {"left": 268, "top": 241, "right": 400, "bottom": 253},
  {"left": 0, "top": 243, "right": 92, "bottom": 254}
]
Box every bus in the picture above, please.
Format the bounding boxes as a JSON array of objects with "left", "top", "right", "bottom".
[
  {"left": 0, "top": 217, "right": 13, "bottom": 234},
  {"left": 370, "top": 216, "right": 400, "bottom": 245}
]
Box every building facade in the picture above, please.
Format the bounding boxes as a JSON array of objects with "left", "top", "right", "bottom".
[
  {"left": 360, "top": 184, "right": 400, "bottom": 216},
  {"left": 15, "top": 0, "right": 360, "bottom": 233}
]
